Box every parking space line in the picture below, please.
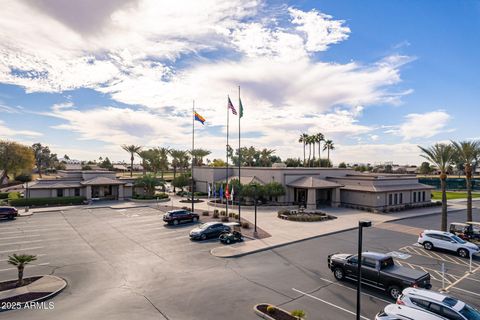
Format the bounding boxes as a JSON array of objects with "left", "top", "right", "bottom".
[
  {"left": 0, "top": 238, "right": 68, "bottom": 246},
  {"left": 445, "top": 265, "right": 480, "bottom": 291},
  {"left": 0, "top": 262, "right": 50, "bottom": 273},
  {"left": 448, "top": 286, "right": 480, "bottom": 298},
  {"left": 0, "top": 228, "right": 73, "bottom": 235},
  {"left": 0, "top": 234, "right": 42, "bottom": 241},
  {"left": 292, "top": 288, "right": 371, "bottom": 320},
  {"left": 400, "top": 245, "right": 480, "bottom": 268},
  {"left": 0, "top": 246, "right": 44, "bottom": 254},
  {"left": 317, "top": 277, "right": 391, "bottom": 304},
  {"left": 395, "top": 260, "right": 457, "bottom": 284},
  {"left": 0, "top": 254, "right": 47, "bottom": 262}
]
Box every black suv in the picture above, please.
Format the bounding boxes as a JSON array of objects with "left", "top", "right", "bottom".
[
  {"left": 0, "top": 206, "right": 18, "bottom": 220},
  {"left": 163, "top": 209, "right": 199, "bottom": 225}
]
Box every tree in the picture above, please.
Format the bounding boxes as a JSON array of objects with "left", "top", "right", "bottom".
[
  {"left": 259, "top": 148, "right": 275, "bottom": 167},
  {"left": 323, "top": 140, "right": 335, "bottom": 167},
  {"left": 32, "top": 143, "right": 58, "bottom": 177},
  {"left": 419, "top": 161, "right": 433, "bottom": 175},
  {"left": 99, "top": 157, "right": 114, "bottom": 170},
  {"left": 190, "top": 149, "right": 211, "bottom": 166},
  {"left": 210, "top": 159, "right": 226, "bottom": 167},
  {"left": 63, "top": 154, "right": 70, "bottom": 160},
  {"left": 384, "top": 164, "right": 393, "bottom": 173},
  {"left": 419, "top": 143, "right": 456, "bottom": 231},
  {"left": 284, "top": 158, "right": 303, "bottom": 167},
  {"left": 451, "top": 140, "right": 480, "bottom": 222},
  {"left": 264, "top": 182, "right": 285, "bottom": 200},
  {"left": 0, "top": 141, "right": 35, "bottom": 184},
  {"left": 306, "top": 135, "right": 314, "bottom": 166},
  {"left": 137, "top": 150, "right": 151, "bottom": 175},
  {"left": 316, "top": 133, "right": 325, "bottom": 163},
  {"left": 240, "top": 183, "right": 265, "bottom": 199},
  {"left": 298, "top": 133, "right": 308, "bottom": 167},
  {"left": 172, "top": 175, "right": 189, "bottom": 191},
  {"left": 121, "top": 145, "right": 142, "bottom": 177},
  {"left": 338, "top": 162, "right": 347, "bottom": 168},
  {"left": 135, "top": 174, "right": 164, "bottom": 196},
  {"left": 8, "top": 254, "right": 37, "bottom": 287},
  {"left": 170, "top": 150, "right": 190, "bottom": 191}
]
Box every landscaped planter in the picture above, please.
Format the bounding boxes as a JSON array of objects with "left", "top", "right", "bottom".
[
  {"left": 254, "top": 304, "right": 304, "bottom": 320},
  {"left": 130, "top": 197, "right": 170, "bottom": 203},
  {"left": 277, "top": 209, "right": 336, "bottom": 222}
]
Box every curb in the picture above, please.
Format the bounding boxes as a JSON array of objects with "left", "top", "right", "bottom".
[{"left": 383, "top": 207, "right": 465, "bottom": 224}]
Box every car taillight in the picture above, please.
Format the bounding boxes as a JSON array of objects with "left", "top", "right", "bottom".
[
  {"left": 419, "top": 232, "right": 424, "bottom": 238},
  {"left": 397, "top": 295, "right": 404, "bottom": 305}
]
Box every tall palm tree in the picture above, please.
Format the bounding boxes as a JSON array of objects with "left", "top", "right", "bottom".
[
  {"left": 306, "top": 135, "right": 314, "bottom": 167},
  {"left": 451, "top": 140, "right": 480, "bottom": 222},
  {"left": 190, "top": 149, "right": 211, "bottom": 166},
  {"left": 259, "top": 148, "right": 275, "bottom": 167},
  {"left": 418, "top": 143, "right": 456, "bottom": 231},
  {"left": 121, "top": 145, "right": 142, "bottom": 177},
  {"left": 137, "top": 150, "right": 151, "bottom": 176},
  {"left": 170, "top": 150, "right": 190, "bottom": 191},
  {"left": 323, "top": 140, "right": 335, "bottom": 167},
  {"left": 8, "top": 254, "right": 37, "bottom": 287},
  {"left": 298, "top": 133, "right": 308, "bottom": 167},
  {"left": 157, "top": 147, "right": 170, "bottom": 179},
  {"left": 316, "top": 133, "right": 325, "bottom": 165}
]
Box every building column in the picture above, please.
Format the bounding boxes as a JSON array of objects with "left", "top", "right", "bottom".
[
  {"left": 331, "top": 188, "right": 341, "bottom": 207},
  {"left": 51, "top": 189, "right": 56, "bottom": 197},
  {"left": 118, "top": 184, "right": 124, "bottom": 200},
  {"left": 306, "top": 188, "right": 316, "bottom": 210},
  {"left": 86, "top": 186, "right": 92, "bottom": 200}
]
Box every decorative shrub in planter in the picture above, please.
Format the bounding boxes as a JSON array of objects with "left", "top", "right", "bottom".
[
  {"left": 220, "top": 210, "right": 226, "bottom": 216},
  {"left": 241, "top": 222, "right": 250, "bottom": 229},
  {"left": 202, "top": 211, "right": 209, "bottom": 216},
  {"left": 277, "top": 209, "right": 335, "bottom": 222},
  {"left": 212, "top": 212, "right": 219, "bottom": 219},
  {"left": 214, "top": 209, "right": 219, "bottom": 214},
  {"left": 221, "top": 216, "right": 229, "bottom": 222},
  {"left": 254, "top": 304, "right": 305, "bottom": 320}
]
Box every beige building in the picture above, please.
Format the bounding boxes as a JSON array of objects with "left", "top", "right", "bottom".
[
  {"left": 26, "top": 171, "right": 136, "bottom": 200},
  {"left": 193, "top": 167, "right": 434, "bottom": 212}
]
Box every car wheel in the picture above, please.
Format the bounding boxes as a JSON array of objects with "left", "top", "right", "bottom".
[
  {"left": 173, "top": 220, "right": 179, "bottom": 225},
  {"left": 423, "top": 242, "right": 433, "bottom": 250},
  {"left": 200, "top": 234, "right": 207, "bottom": 240},
  {"left": 388, "top": 285, "right": 402, "bottom": 300},
  {"left": 226, "top": 239, "right": 231, "bottom": 244},
  {"left": 458, "top": 248, "right": 469, "bottom": 258},
  {"left": 7, "top": 214, "right": 14, "bottom": 220},
  {"left": 333, "top": 267, "right": 345, "bottom": 280},
  {"left": 192, "top": 217, "right": 198, "bottom": 223}
]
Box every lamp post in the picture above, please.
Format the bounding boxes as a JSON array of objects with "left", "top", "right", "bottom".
[
  {"left": 356, "top": 220, "right": 372, "bottom": 320},
  {"left": 253, "top": 185, "right": 258, "bottom": 237}
]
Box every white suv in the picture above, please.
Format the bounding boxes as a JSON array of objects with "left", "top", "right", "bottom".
[
  {"left": 418, "top": 230, "right": 479, "bottom": 258},
  {"left": 398, "top": 287, "right": 480, "bottom": 320},
  {"left": 376, "top": 304, "right": 447, "bottom": 320}
]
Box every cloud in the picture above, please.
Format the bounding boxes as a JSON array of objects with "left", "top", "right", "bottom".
[
  {"left": 386, "top": 110, "right": 451, "bottom": 140},
  {"left": 0, "top": 120, "right": 43, "bottom": 137},
  {"left": 332, "top": 142, "right": 423, "bottom": 165}
]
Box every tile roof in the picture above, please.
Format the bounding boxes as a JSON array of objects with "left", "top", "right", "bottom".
[
  {"left": 287, "top": 176, "right": 343, "bottom": 189},
  {"left": 81, "top": 176, "right": 127, "bottom": 186}
]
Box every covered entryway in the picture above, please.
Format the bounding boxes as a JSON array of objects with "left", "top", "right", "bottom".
[
  {"left": 82, "top": 176, "right": 127, "bottom": 201},
  {"left": 287, "top": 176, "right": 343, "bottom": 210}
]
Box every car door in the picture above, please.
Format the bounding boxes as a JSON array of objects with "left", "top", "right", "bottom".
[
  {"left": 428, "top": 234, "right": 445, "bottom": 249},
  {"left": 361, "top": 257, "right": 380, "bottom": 288},
  {"left": 440, "top": 235, "right": 458, "bottom": 252},
  {"left": 344, "top": 256, "right": 358, "bottom": 279}
]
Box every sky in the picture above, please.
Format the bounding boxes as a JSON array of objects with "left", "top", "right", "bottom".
[{"left": 0, "top": 0, "right": 479, "bottom": 165}]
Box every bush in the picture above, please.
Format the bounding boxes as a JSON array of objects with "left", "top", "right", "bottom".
[
  {"left": 0, "top": 192, "right": 9, "bottom": 199},
  {"left": 10, "top": 196, "right": 86, "bottom": 207},
  {"left": 8, "top": 192, "right": 21, "bottom": 200},
  {"left": 221, "top": 216, "right": 229, "bottom": 222},
  {"left": 291, "top": 309, "right": 305, "bottom": 319},
  {"left": 228, "top": 212, "right": 234, "bottom": 218},
  {"left": 212, "top": 212, "right": 219, "bottom": 219},
  {"left": 14, "top": 174, "right": 32, "bottom": 183},
  {"left": 277, "top": 209, "right": 290, "bottom": 217},
  {"left": 220, "top": 210, "right": 226, "bottom": 216},
  {"left": 266, "top": 305, "right": 276, "bottom": 315},
  {"left": 241, "top": 222, "right": 250, "bottom": 229},
  {"left": 202, "top": 211, "right": 209, "bottom": 216},
  {"left": 154, "top": 192, "right": 169, "bottom": 199},
  {"left": 213, "top": 209, "right": 219, "bottom": 214},
  {"left": 234, "top": 213, "right": 239, "bottom": 220}
]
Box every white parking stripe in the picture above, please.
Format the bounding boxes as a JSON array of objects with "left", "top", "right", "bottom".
[
  {"left": 400, "top": 245, "right": 480, "bottom": 268},
  {"left": 0, "top": 263, "right": 50, "bottom": 272},
  {"left": 0, "top": 234, "right": 42, "bottom": 240},
  {"left": 448, "top": 286, "right": 480, "bottom": 298},
  {"left": 292, "top": 288, "right": 370, "bottom": 320},
  {"left": 0, "top": 238, "right": 69, "bottom": 246},
  {"left": 0, "top": 246, "right": 44, "bottom": 254},
  {"left": 317, "top": 277, "right": 391, "bottom": 304},
  {"left": 0, "top": 253, "right": 47, "bottom": 262},
  {"left": 0, "top": 228, "right": 72, "bottom": 235}
]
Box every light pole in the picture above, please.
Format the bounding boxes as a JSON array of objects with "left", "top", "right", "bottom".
[
  {"left": 253, "top": 185, "right": 258, "bottom": 237},
  {"left": 356, "top": 220, "right": 371, "bottom": 320}
]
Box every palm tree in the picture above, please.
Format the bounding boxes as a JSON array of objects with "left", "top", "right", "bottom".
[
  {"left": 190, "top": 149, "right": 211, "bottom": 166},
  {"left": 8, "top": 254, "right": 37, "bottom": 287},
  {"left": 259, "top": 148, "right": 275, "bottom": 167},
  {"left": 298, "top": 133, "right": 308, "bottom": 167},
  {"left": 323, "top": 140, "right": 335, "bottom": 167},
  {"left": 121, "top": 145, "right": 142, "bottom": 177},
  {"left": 316, "top": 133, "right": 325, "bottom": 165},
  {"left": 418, "top": 143, "right": 456, "bottom": 231},
  {"left": 170, "top": 150, "right": 190, "bottom": 191},
  {"left": 451, "top": 140, "right": 480, "bottom": 222},
  {"left": 306, "top": 135, "right": 314, "bottom": 167},
  {"left": 137, "top": 150, "right": 151, "bottom": 176},
  {"left": 157, "top": 147, "right": 170, "bottom": 179},
  {"left": 134, "top": 174, "right": 164, "bottom": 197}
]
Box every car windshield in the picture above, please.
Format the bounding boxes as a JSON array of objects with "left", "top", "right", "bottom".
[
  {"left": 451, "top": 235, "right": 467, "bottom": 244},
  {"left": 199, "top": 223, "right": 212, "bottom": 230},
  {"left": 459, "top": 304, "right": 480, "bottom": 320}
]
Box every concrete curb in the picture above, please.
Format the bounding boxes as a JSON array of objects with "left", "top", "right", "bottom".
[{"left": 382, "top": 207, "right": 465, "bottom": 224}]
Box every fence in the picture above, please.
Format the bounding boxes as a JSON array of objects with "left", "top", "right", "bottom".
[{"left": 419, "top": 178, "right": 480, "bottom": 191}]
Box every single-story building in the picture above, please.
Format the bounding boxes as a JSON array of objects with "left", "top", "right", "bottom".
[
  {"left": 193, "top": 167, "right": 434, "bottom": 212},
  {"left": 25, "top": 170, "right": 138, "bottom": 200}
]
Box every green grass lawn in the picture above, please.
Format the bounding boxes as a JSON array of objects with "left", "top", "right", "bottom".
[{"left": 431, "top": 191, "right": 480, "bottom": 200}]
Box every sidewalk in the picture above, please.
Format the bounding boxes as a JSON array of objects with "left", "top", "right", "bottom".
[
  {"left": 0, "top": 275, "right": 66, "bottom": 302},
  {"left": 209, "top": 201, "right": 467, "bottom": 258}
]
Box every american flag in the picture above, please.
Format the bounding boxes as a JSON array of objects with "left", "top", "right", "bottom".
[{"left": 228, "top": 97, "right": 237, "bottom": 115}]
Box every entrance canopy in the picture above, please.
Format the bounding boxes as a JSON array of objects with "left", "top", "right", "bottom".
[{"left": 287, "top": 176, "right": 343, "bottom": 189}]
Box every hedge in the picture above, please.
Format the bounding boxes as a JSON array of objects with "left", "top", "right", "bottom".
[
  {"left": 10, "top": 196, "right": 87, "bottom": 207},
  {"left": 0, "top": 193, "right": 8, "bottom": 199}
]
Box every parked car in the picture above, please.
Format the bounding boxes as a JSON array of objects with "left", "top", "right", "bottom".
[
  {"left": 0, "top": 206, "right": 18, "bottom": 220},
  {"left": 418, "top": 230, "right": 480, "bottom": 258},
  {"left": 163, "top": 209, "right": 199, "bottom": 225},
  {"left": 450, "top": 222, "right": 480, "bottom": 243},
  {"left": 189, "top": 222, "right": 231, "bottom": 240},
  {"left": 398, "top": 287, "right": 480, "bottom": 320},
  {"left": 376, "top": 304, "right": 447, "bottom": 320},
  {"left": 328, "top": 252, "right": 431, "bottom": 299}
]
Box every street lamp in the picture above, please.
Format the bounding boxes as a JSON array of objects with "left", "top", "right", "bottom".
[
  {"left": 253, "top": 184, "right": 258, "bottom": 237},
  {"left": 356, "top": 220, "right": 372, "bottom": 320}
]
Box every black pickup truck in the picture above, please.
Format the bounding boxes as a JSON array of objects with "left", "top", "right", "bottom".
[{"left": 328, "top": 252, "right": 431, "bottom": 299}]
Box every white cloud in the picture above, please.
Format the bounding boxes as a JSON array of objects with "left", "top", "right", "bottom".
[
  {"left": 332, "top": 142, "right": 423, "bottom": 165},
  {"left": 387, "top": 110, "right": 451, "bottom": 140},
  {"left": 0, "top": 120, "right": 43, "bottom": 137}
]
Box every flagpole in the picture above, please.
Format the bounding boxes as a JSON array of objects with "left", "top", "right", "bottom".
[
  {"left": 191, "top": 100, "right": 195, "bottom": 213},
  {"left": 226, "top": 96, "right": 229, "bottom": 216},
  {"left": 238, "top": 86, "right": 241, "bottom": 223}
]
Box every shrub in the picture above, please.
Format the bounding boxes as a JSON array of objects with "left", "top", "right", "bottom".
[
  {"left": 0, "top": 192, "right": 9, "bottom": 199},
  {"left": 234, "top": 213, "right": 239, "bottom": 220},
  {"left": 266, "top": 305, "right": 276, "bottom": 315},
  {"left": 155, "top": 192, "right": 169, "bottom": 199},
  {"left": 8, "top": 192, "right": 21, "bottom": 200},
  {"left": 212, "top": 212, "right": 219, "bottom": 219},
  {"left": 228, "top": 212, "right": 234, "bottom": 218},
  {"left": 277, "top": 209, "right": 290, "bottom": 217},
  {"left": 241, "top": 222, "right": 250, "bottom": 229},
  {"left": 220, "top": 210, "right": 226, "bottom": 216},
  {"left": 213, "top": 209, "right": 219, "bottom": 214},
  {"left": 291, "top": 309, "right": 305, "bottom": 319},
  {"left": 202, "top": 211, "right": 209, "bottom": 216},
  {"left": 10, "top": 196, "right": 86, "bottom": 207},
  {"left": 14, "top": 174, "right": 32, "bottom": 183},
  {"left": 221, "top": 216, "right": 229, "bottom": 222}
]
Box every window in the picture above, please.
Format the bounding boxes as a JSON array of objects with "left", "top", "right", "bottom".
[
  {"left": 413, "top": 192, "right": 417, "bottom": 202},
  {"left": 399, "top": 193, "right": 403, "bottom": 204},
  {"left": 57, "top": 189, "right": 63, "bottom": 197},
  {"left": 411, "top": 298, "right": 430, "bottom": 309},
  {"left": 441, "top": 307, "right": 463, "bottom": 320},
  {"left": 348, "top": 256, "right": 358, "bottom": 264},
  {"left": 428, "top": 302, "right": 443, "bottom": 314},
  {"left": 422, "top": 191, "right": 426, "bottom": 202},
  {"left": 362, "top": 257, "right": 377, "bottom": 268},
  {"left": 74, "top": 188, "right": 80, "bottom": 197},
  {"left": 394, "top": 193, "right": 398, "bottom": 205},
  {"left": 389, "top": 194, "right": 393, "bottom": 205}
]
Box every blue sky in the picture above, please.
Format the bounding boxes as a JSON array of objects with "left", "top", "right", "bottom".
[{"left": 0, "top": 0, "right": 478, "bottom": 164}]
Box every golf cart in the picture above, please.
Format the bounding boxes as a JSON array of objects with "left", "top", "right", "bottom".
[
  {"left": 219, "top": 223, "right": 243, "bottom": 245},
  {"left": 449, "top": 222, "right": 480, "bottom": 243}
]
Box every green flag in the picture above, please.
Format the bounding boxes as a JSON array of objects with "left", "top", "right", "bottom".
[{"left": 239, "top": 97, "right": 244, "bottom": 118}]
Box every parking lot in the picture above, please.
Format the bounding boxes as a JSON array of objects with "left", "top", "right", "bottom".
[{"left": 0, "top": 206, "right": 478, "bottom": 319}]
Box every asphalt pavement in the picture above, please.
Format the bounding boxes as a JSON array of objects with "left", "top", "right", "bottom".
[{"left": 0, "top": 206, "right": 478, "bottom": 320}]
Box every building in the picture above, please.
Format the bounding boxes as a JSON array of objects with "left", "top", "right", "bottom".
[
  {"left": 26, "top": 170, "right": 137, "bottom": 200},
  {"left": 193, "top": 167, "right": 434, "bottom": 212}
]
